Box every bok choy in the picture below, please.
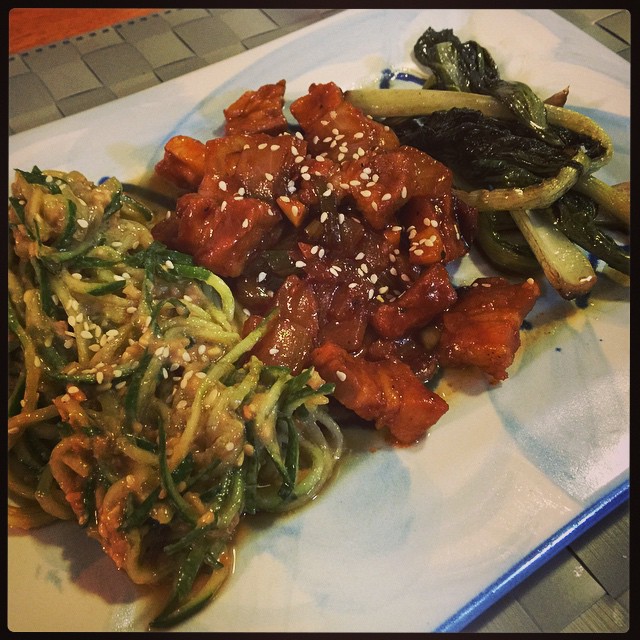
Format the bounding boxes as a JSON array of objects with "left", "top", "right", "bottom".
[{"left": 345, "top": 27, "right": 629, "bottom": 299}]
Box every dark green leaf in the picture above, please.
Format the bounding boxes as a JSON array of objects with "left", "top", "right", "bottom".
[
  {"left": 16, "top": 166, "right": 63, "bottom": 194},
  {"left": 552, "top": 192, "right": 630, "bottom": 275}
]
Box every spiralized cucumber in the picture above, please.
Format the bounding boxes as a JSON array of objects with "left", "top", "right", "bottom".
[{"left": 8, "top": 167, "right": 344, "bottom": 629}]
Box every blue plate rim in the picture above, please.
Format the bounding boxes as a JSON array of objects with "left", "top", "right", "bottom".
[{"left": 436, "top": 479, "right": 630, "bottom": 632}]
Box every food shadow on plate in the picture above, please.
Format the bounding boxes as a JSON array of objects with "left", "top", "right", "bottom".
[{"left": 25, "top": 520, "right": 140, "bottom": 604}]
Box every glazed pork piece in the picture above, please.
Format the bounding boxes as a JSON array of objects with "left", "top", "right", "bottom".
[
  {"left": 223, "top": 78, "right": 289, "bottom": 136},
  {"left": 436, "top": 276, "right": 541, "bottom": 382},
  {"left": 312, "top": 341, "right": 449, "bottom": 445}
]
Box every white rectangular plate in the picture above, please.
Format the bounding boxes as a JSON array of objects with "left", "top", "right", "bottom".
[{"left": 7, "top": 8, "right": 630, "bottom": 632}]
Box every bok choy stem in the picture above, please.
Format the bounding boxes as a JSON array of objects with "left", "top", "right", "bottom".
[{"left": 510, "top": 208, "right": 597, "bottom": 299}]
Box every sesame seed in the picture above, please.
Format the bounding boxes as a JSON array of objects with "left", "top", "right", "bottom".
[
  {"left": 270, "top": 144, "right": 280, "bottom": 151},
  {"left": 371, "top": 202, "right": 378, "bottom": 211},
  {"left": 354, "top": 132, "right": 364, "bottom": 139},
  {"left": 320, "top": 212, "right": 329, "bottom": 223},
  {"left": 348, "top": 282, "right": 358, "bottom": 289},
  {"left": 176, "top": 400, "right": 187, "bottom": 410},
  {"left": 219, "top": 181, "right": 227, "bottom": 191},
  {"left": 295, "top": 260, "right": 306, "bottom": 268},
  {"left": 360, "top": 190, "right": 371, "bottom": 197},
  {"left": 71, "top": 272, "right": 83, "bottom": 280},
  {"left": 258, "top": 143, "right": 268, "bottom": 150},
  {"left": 68, "top": 386, "right": 80, "bottom": 394},
  {"left": 77, "top": 219, "right": 89, "bottom": 229},
  {"left": 80, "top": 330, "right": 93, "bottom": 339},
  {"left": 96, "top": 372, "right": 104, "bottom": 384},
  {"left": 269, "top": 347, "right": 279, "bottom": 355},
  {"left": 127, "top": 307, "right": 137, "bottom": 314},
  {"left": 355, "top": 252, "right": 365, "bottom": 260},
  {"left": 336, "top": 370, "right": 347, "bottom": 382},
  {"left": 401, "top": 186, "right": 407, "bottom": 198},
  {"left": 381, "top": 193, "right": 391, "bottom": 201},
  {"left": 242, "top": 218, "right": 249, "bottom": 228}
]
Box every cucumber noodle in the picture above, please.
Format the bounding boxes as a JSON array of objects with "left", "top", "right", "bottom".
[{"left": 7, "top": 167, "right": 343, "bottom": 628}]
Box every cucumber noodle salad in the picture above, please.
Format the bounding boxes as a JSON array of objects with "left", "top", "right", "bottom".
[{"left": 7, "top": 28, "right": 629, "bottom": 629}]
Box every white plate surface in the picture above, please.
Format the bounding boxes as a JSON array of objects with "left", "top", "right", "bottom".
[{"left": 7, "top": 8, "right": 630, "bottom": 633}]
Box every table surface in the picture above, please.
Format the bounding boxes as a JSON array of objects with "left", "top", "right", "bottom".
[{"left": 7, "top": 7, "right": 630, "bottom": 634}]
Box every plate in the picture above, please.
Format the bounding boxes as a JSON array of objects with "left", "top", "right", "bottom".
[{"left": 7, "top": 8, "right": 630, "bottom": 632}]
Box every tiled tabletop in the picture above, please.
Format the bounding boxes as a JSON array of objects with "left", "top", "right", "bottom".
[{"left": 7, "top": 8, "right": 630, "bottom": 634}]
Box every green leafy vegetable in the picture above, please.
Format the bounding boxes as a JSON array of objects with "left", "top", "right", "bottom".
[
  {"left": 413, "top": 27, "right": 561, "bottom": 145},
  {"left": 551, "top": 192, "right": 630, "bottom": 275}
]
